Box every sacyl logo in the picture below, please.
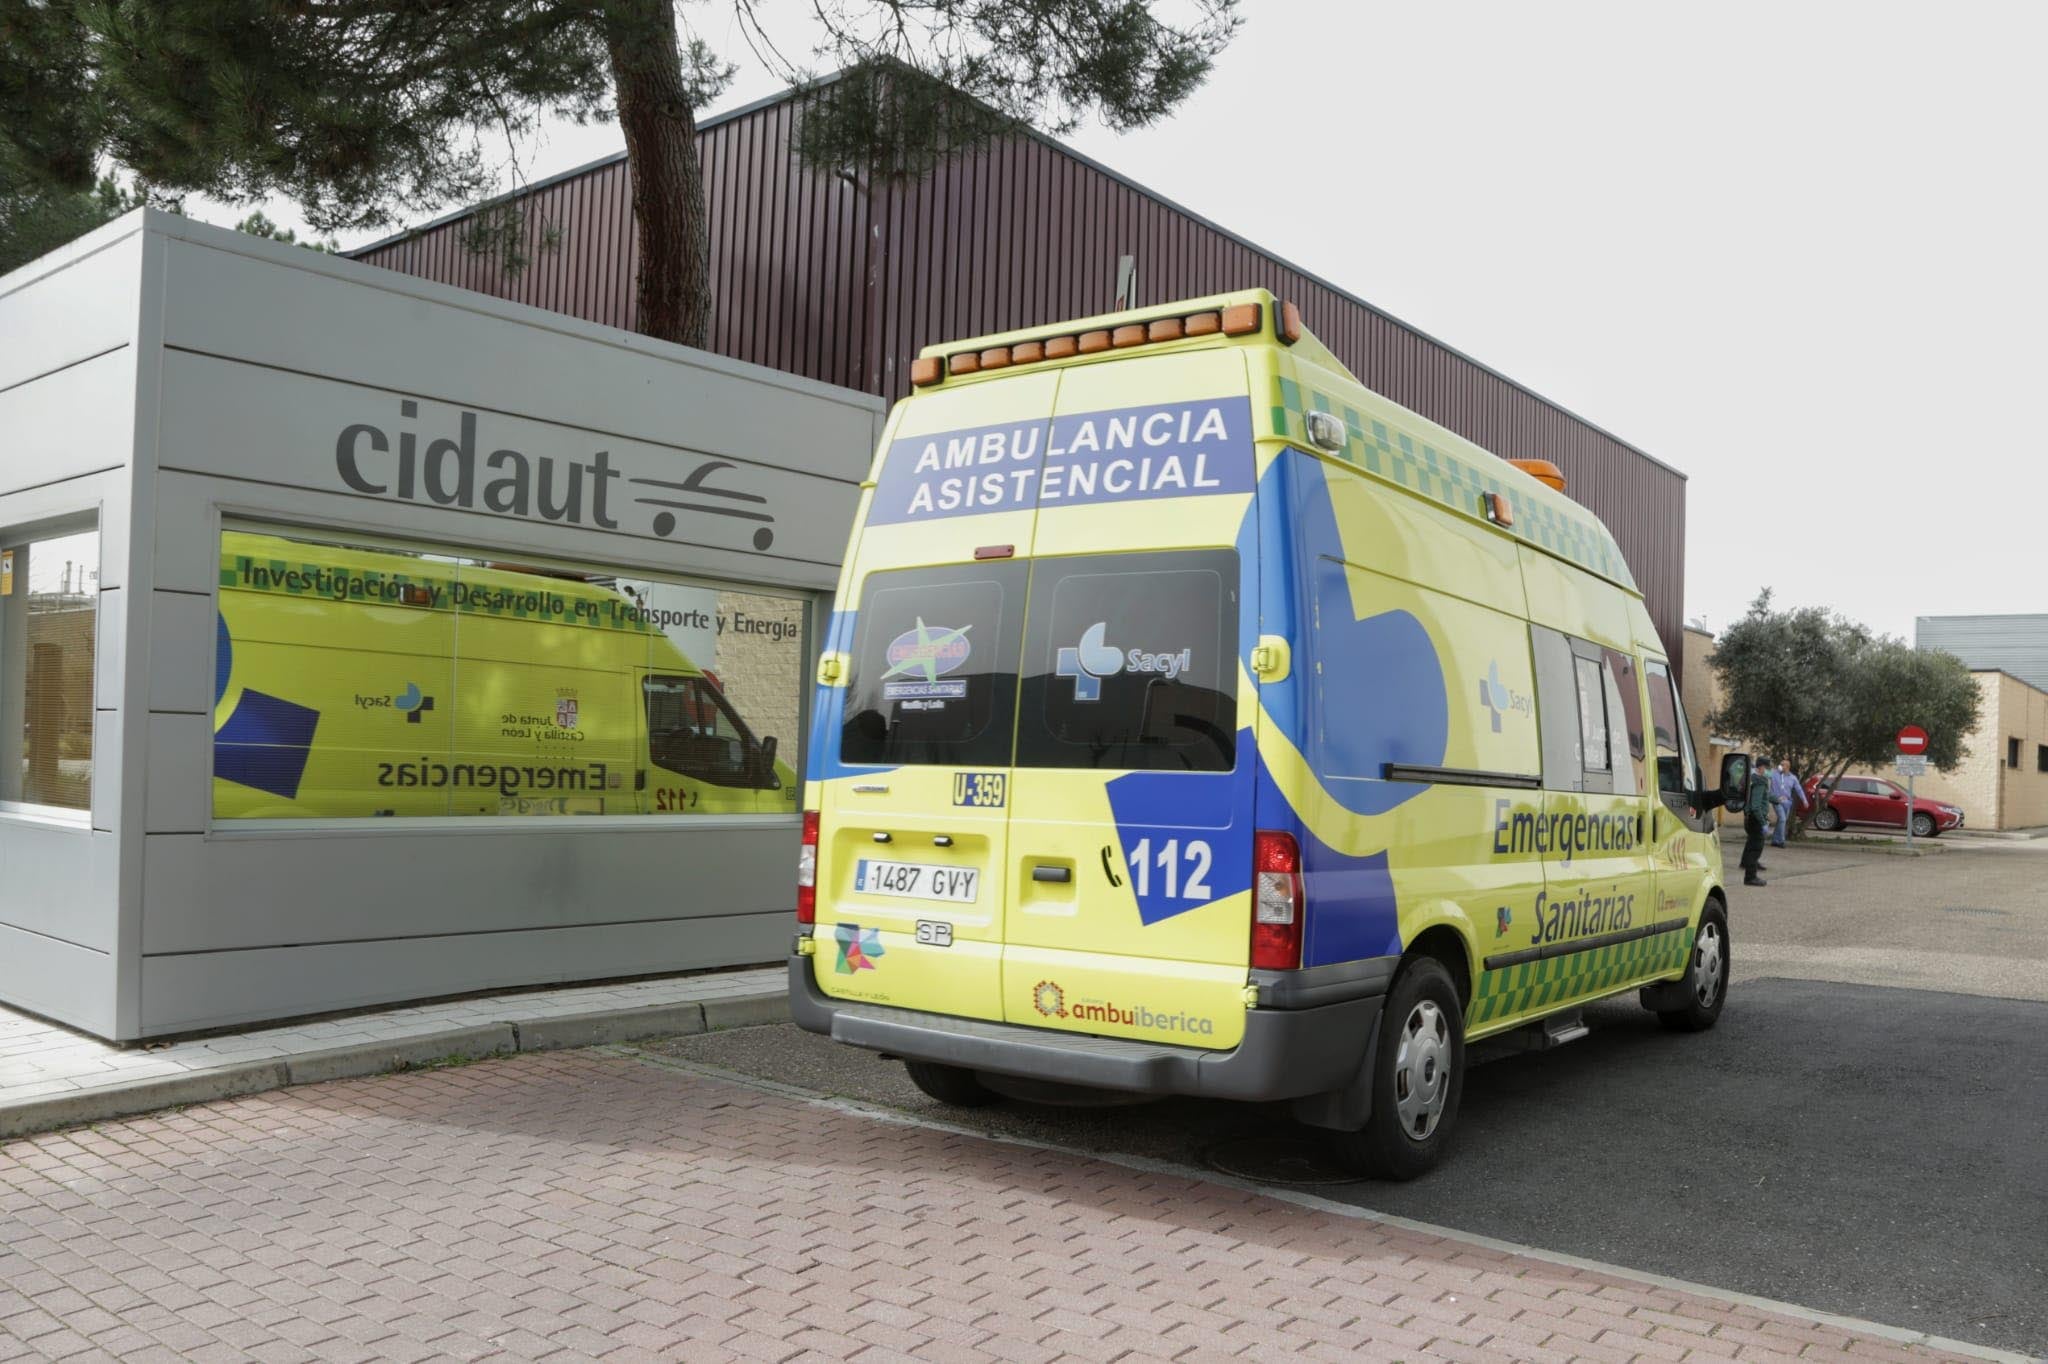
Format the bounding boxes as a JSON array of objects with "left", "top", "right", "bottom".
[
  {"left": 354, "top": 682, "right": 435, "bottom": 722},
  {"left": 1055, "top": 622, "right": 1192, "bottom": 702},
  {"left": 1478, "top": 661, "right": 1531, "bottom": 732}
]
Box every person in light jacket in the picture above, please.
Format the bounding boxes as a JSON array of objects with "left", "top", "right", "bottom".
[{"left": 1769, "top": 759, "right": 1808, "bottom": 847}]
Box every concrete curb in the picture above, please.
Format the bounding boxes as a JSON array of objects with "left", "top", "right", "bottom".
[
  {"left": 0, "top": 990, "right": 788, "bottom": 1142},
  {"left": 1717, "top": 828, "right": 1949, "bottom": 856}
]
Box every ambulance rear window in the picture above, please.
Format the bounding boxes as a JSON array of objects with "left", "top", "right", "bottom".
[
  {"left": 1017, "top": 550, "right": 1238, "bottom": 773},
  {"left": 840, "top": 563, "right": 1025, "bottom": 768}
]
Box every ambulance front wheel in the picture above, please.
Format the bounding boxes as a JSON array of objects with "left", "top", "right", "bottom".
[
  {"left": 1329, "top": 957, "right": 1466, "bottom": 1181},
  {"left": 902, "top": 1060, "right": 999, "bottom": 1107},
  {"left": 1652, "top": 903, "right": 1729, "bottom": 1033}
]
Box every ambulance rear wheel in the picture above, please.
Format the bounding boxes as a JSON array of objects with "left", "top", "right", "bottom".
[
  {"left": 902, "top": 1060, "right": 998, "bottom": 1107},
  {"left": 1655, "top": 904, "right": 1729, "bottom": 1033},
  {"left": 1329, "top": 956, "right": 1465, "bottom": 1181}
]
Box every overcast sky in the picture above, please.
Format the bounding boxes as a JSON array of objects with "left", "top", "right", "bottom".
[{"left": 262, "top": 0, "right": 2044, "bottom": 643}]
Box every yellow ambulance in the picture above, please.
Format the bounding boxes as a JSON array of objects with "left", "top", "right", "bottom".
[
  {"left": 213, "top": 530, "right": 797, "bottom": 818},
  {"left": 789, "top": 291, "right": 1744, "bottom": 1177}
]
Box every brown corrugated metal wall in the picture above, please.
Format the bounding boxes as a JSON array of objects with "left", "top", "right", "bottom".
[{"left": 358, "top": 93, "right": 1687, "bottom": 659}]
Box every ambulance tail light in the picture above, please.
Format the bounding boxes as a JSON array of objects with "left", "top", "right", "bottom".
[
  {"left": 797, "top": 810, "right": 819, "bottom": 925},
  {"left": 1251, "top": 830, "right": 1303, "bottom": 970}
]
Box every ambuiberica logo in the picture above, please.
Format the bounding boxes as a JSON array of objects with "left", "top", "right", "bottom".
[
  {"left": 1054, "top": 622, "right": 1194, "bottom": 702},
  {"left": 1031, "top": 979, "right": 1214, "bottom": 1037}
]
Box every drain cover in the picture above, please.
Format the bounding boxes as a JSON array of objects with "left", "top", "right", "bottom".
[{"left": 1202, "top": 1134, "right": 1359, "bottom": 1185}]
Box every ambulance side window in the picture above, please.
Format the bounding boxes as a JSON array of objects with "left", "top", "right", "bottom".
[
  {"left": 1574, "top": 657, "right": 1611, "bottom": 775},
  {"left": 841, "top": 563, "right": 1025, "bottom": 768},
  {"left": 1531, "top": 627, "right": 1582, "bottom": 790},
  {"left": 645, "top": 675, "right": 769, "bottom": 787},
  {"left": 1644, "top": 659, "right": 1699, "bottom": 805},
  {"left": 1532, "top": 627, "right": 1635, "bottom": 795},
  {"left": 1602, "top": 647, "right": 1645, "bottom": 796}
]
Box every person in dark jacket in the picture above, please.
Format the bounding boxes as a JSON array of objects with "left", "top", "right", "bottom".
[{"left": 1740, "top": 755, "right": 1772, "bottom": 886}]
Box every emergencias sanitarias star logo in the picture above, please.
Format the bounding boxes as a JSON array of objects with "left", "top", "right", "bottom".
[
  {"left": 1032, "top": 980, "right": 1066, "bottom": 1018},
  {"left": 881, "top": 619, "right": 973, "bottom": 682},
  {"left": 835, "top": 923, "right": 885, "bottom": 975}
]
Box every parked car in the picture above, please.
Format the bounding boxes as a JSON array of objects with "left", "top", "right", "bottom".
[{"left": 1806, "top": 775, "right": 1963, "bottom": 837}]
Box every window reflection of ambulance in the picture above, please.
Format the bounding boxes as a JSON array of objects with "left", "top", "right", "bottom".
[
  {"left": 212, "top": 530, "right": 796, "bottom": 819},
  {"left": 791, "top": 291, "right": 1743, "bottom": 1178}
]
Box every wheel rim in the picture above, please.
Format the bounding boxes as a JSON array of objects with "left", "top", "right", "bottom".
[
  {"left": 1692, "top": 921, "right": 1726, "bottom": 1009},
  {"left": 1392, "top": 1000, "right": 1452, "bottom": 1141},
  {"left": 1912, "top": 814, "right": 1933, "bottom": 838}
]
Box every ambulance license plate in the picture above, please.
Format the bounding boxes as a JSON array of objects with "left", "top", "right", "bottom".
[{"left": 856, "top": 859, "right": 979, "bottom": 903}]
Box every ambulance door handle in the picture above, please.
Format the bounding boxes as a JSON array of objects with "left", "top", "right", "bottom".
[
  {"left": 932, "top": 835, "right": 954, "bottom": 847},
  {"left": 1032, "top": 866, "right": 1071, "bottom": 883},
  {"left": 872, "top": 832, "right": 893, "bottom": 844}
]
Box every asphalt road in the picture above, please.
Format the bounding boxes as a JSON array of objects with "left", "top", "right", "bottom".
[
  {"left": 1728, "top": 833, "right": 2048, "bottom": 1002},
  {"left": 654, "top": 977, "right": 2048, "bottom": 1357}
]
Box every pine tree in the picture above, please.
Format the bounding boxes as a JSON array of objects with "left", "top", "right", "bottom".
[{"left": 0, "top": 1, "right": 1238, "bottom": 346}]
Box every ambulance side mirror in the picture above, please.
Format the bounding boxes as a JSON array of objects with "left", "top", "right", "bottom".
[
  {"left": 1718, "top": 753, "right": 1751, "bottom": 810},
  {"left": 759, "top": 734, "right": 780, "bottom": 786}
]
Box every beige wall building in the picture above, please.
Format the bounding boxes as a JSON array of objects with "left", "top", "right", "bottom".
[
  {"left": 1851, "top": 670, "right": 2048, "bottom": 831},
  {"left": 1675, "top": 630, "right": 2048, "bottom": 832},
  {"left": 1681, "top": 627, "right": 1730, "bottom": 789}
]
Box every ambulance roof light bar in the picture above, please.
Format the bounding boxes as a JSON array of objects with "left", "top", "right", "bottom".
[{"left": 909, "top": 296, "right": 1303, "bottom": 388}]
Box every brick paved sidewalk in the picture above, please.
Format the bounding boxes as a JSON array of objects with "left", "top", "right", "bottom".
[
  {"left": 0, "top": 969, "right": 784, "bottom": 1138},
  {"left": 0, "top": 1049, "right": 2006, "bottom": 1363}
]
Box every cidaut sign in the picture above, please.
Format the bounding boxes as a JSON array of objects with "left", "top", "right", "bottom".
[{"left": 336, "top": 400, "right": 778, "bottom": 550}]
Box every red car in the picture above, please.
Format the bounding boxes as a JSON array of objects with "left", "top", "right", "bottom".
[{"left": 1806, "top": 775, "right": 1964, "bottom": 838}]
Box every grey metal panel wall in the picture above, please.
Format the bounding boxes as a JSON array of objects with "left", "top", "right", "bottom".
[
  {"left": 358, "top": 97, "right": 1689, "bottom": 660},
  {"left": 1918, "top": 616, "right": 2048, "bottom": 694}
]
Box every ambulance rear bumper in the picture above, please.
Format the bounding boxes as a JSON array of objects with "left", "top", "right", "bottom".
[{"left": 787, "top": 955, "right": 1387, "bottom": 1104}]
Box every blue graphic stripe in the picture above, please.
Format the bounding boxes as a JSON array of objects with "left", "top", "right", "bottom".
[{"left": 214, "top": 690, "right": 321, "bottom": 800}]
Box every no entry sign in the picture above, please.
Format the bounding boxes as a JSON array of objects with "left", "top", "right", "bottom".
[{"left": 1897, "top": 726, "right": 1930, "bottom": 755}]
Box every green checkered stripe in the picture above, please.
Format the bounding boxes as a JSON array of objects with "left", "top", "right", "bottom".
[
  {"left": 1270, "top": 377, "right": 1636, "bottom": 589},
  {"left": 1466, "top": 925, "right": 1694, "bottom": 1028}
]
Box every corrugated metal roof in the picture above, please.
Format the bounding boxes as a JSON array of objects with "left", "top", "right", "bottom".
[
  {"left": 352, "top": 80, "right": 1682, "bottom": 481},
  {"left": 1918, "top": 616, "right": 2048, "bottom": 694}
]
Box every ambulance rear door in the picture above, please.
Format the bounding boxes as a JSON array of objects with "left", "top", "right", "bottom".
[
  {"left": 998, "top": 349, "right": 1262, "bottom": 1050},
  {"left": 809, "top": 373, "right": 1057, "bottom": 1022}
]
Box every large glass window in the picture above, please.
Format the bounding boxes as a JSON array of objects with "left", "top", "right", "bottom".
[
  {"left": 1018, "top": 550, "right": 1237, "bottom": 772},
  {"left": 1, "top": 519, "right": 98, "bottom": 817},
  {"left": 840, "top": 562, "right": 1025, "bottom": 768},
  {"left": 213, "top": 524, "right": 806, "bottom": 819}
]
